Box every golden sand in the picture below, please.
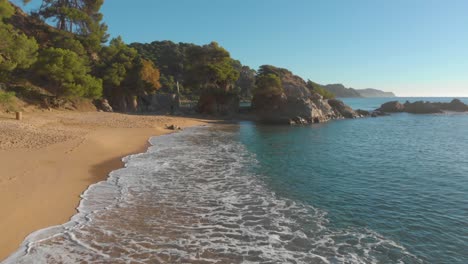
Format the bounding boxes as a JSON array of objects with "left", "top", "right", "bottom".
[{"left": 0, "top": 111, "right": 209, "bottom": 260}]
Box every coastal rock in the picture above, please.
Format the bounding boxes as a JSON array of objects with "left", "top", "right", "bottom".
[
  {"left": 328, "top": 99, "right": 359, "bottom": 118},
  {"left": 252, "top": 66, "right": 358, "bottom": 124},
  {"left": 197, "top": 92, "right": 239, "bottom": 115},
  {"left": 403, "top": 101, "right": 443, "bottom": 114},
  {"left": 355, "top": 109, "right": 371, "bottom": 117},
  {"left": 437, "top": 99, "right": 468, "bottom": 112},
  {"left": 138, "top": 94, "right": 179, "bottom": 113},
  {"left": 377, "top": 99, "right": 468, "bottom": 114},
  {"left": 165, "top": 124, "right": 182, "bottom": 130},
  {"left": 94, "top": 99, "right": 113, "bottom": 112},
  {"left": 377, "top": 101, "right": 405, "bottom": 112}
]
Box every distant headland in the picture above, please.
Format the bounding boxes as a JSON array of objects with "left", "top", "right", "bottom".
[{"left": 320, "top": 84, "right": 396, "bottom": 98}]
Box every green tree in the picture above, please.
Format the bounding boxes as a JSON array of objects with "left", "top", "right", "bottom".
[
  {"left": 255, "top": 73, "right": 283, "bottom": 96},
  {"left": 34, "top": 47, "right": 102, "bottom": 98},
  {"left": 28, "top": 0, "right": 108, "bottom": 53},
  {"left": 0, "top": 0, "right": 38, "bottom": 78},
  {"left": 98, "top": 37, "right": 161, "bottom": 110},
  {"left": 184, "top": 42, "right": 240, "bottom": 93},
  {"left": 236, "top": 65, "right": 256, "bottom": 100},
  {"left": 306, "top": 80, "right": 335, "bottom": 99}
]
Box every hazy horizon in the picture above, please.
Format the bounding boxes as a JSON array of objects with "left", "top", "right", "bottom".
[{"left": 16, "top": 0, "right": 468, "bottom": 97}]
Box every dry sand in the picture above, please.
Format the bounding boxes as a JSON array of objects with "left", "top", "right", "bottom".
[{"left": 0, "top": 110, "right": 210, "bottom": 260}]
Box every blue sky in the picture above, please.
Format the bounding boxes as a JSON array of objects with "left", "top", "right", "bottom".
[{"left": 16, "top": 0, "right": 468, "bottom": 96}]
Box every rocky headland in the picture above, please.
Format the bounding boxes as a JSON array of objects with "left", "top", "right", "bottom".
[{"left": 251, "top": 66, "right": 361, "bottom": 125}]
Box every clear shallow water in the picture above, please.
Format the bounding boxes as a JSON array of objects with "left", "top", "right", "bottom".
[
  {"left": 4, "top": 99, "right": 468, "bottom": 263},
  {"left": 239, "top": 112, "right": 468, "bottom": 263}
]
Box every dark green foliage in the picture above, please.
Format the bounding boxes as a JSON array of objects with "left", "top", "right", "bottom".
[
  {"left": 235, "top": 65, "right": 256, "bottom": 100},
  {"left": 257, "top": 65, "right": 293, "bottom": 78},
  {"left": 184, "top": 42, "right": 239, "bottom": 92},
  {"left": 131, "top": 41, "right": 241, "bottom": 97},
  {"left": 306, "top": 80, "right": 335, "bottom": 99},
  {"left": 28, "top": 0, "right": 108, "bottom": 53},
  {"left": 97, "top": 37, "right": 161, "bottom": 110},
  {"left": 255, "top": 73, "right": 283, "bottom": 96},
  {"left": 0, "top": 90, "right": 16, "bottom": 111},
  {"left": 0, "top": 0, "right": 38, "bottom": 78},
  {"left": 131, "top": 41, "right": 188, "bottom": 94},
  {"left": 34, "top": 47, "right": 102, "bottom": 98}
]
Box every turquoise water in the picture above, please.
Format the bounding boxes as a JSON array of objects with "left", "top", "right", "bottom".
[
  {"left": 239, "top": 99, "right": 468, "bottom": 263},
  {"left": 5, "top": 98, "right": 468, "bottom": 263}
]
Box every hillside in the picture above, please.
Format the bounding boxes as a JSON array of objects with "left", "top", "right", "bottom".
[
  {"left": 322, "top": 84, "right": 396, "bottom": 98},
  {"left": 356, "top": 88, "right": 396, "bottom": 97},
  {"left": 323, "top": 84, "right": 362, "bottom": 98}
]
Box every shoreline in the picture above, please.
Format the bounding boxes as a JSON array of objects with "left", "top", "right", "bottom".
[{"left": 0, "top": 111, "right": 210, "bottom": 260}]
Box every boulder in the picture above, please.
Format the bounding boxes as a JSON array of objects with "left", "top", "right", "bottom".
[
  {"left": 404, "top": 101, "right": 443, "bottom": 114},
  {"left": 377, "top": 101, "right": 405, "bottom": 112},
  {"left": 440, "top": 99, "right": 468, "bottom": 112},
  {"left": 355, "top": 109, "right": 370, "bottom": 117},
  {"left": 165, "top": 124, "right": 181, "bottom": 130},
  {"left": 371, "top": 110, "right": 389, "bottom": 117},
  {"left": 328, "top": 99, "right": 358, "bottom": 118},
  {"left": 94, "top": 99, "right": 113, "bottom": 112}
]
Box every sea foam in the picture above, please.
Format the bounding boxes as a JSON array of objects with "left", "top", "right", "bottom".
[{"left": 4, "top": 126, "right": 421, "bottom": 263}]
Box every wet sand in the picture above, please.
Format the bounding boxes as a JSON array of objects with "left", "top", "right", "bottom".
[{"left": 0, "top": 111, "right": 209, "bottom": 260}]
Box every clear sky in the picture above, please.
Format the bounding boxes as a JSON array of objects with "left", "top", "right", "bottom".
[{"left": 16, "top": 0, "right": 468, "bottom": 97}]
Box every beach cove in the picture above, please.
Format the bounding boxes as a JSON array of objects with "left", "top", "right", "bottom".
[{"left": 0, "top": 111, "right": 208, "bottom": 260}]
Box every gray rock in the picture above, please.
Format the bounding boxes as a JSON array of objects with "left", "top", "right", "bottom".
[
  {"left": 377, "top": 101, "right": 405, "bottom": 112},
  {"left": 328, "top": 99, "right": 359, "bottom": 118},
  {"left": 94, "top": 99, "right": 113, "bottom": 112}
]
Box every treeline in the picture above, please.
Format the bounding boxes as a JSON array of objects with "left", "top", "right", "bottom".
[
  {"left": 0, "top": 0, "right": 333, "bottom": 112},
  {"left": 1, "top": 0, "right": 161, "bottom": 111},
  {"left": 130, "top": 41, "right": 256, "bottom": 100}
]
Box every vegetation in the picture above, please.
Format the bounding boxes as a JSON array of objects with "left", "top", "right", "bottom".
[
  {"left": 130, "top": 41, "right": 245, "bottom": 99},
  {"left": 306, "top": 80, "right": 335, "bottom": 99},
  {"left": 255, "top": 73, "right": 283, "bottom": 96},
  {"left": 0, "top": 0, "right": 38, "bottom": 79},
  {"left": 0, "top": 0, "right": 332, "bottom": 113},
  {"left": 34, "top": 47, "right": 102, "bottom": 98},
  {"left": 253, "top": 65, "right": 286, "bottom": 96},
  {"left": 0, "top": 82, "right": 17, "bottom": 111}
]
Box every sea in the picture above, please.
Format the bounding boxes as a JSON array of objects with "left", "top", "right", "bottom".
[{"left": 4, "top": 97, "right": 468, "bottom": 263}]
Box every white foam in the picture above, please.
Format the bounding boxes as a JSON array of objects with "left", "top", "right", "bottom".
[{"left": 3, "top": 126, "right": 422, "bottom": 263}]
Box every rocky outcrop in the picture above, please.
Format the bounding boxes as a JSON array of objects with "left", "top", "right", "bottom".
[
  {"left": 434, "top": 99, "right": 468, "bottom": 112},
  {"left": 93, "top": 99, "right": 113, "bottom": 112},
  {"left": 377, "top": 99, "right": 468, "bottom": 114},
  {"left": 197, "top": 92, "right": 239, "bottom": 115},
  {"left": 377, "top": 101, "right": 405, "bottom": 112},
  {"left": 328, "top": 99, "right": 359, "bottom": 119},
  {"left": 138, "top": 94, "right": 179, "bottom": 113},
  {"left": 252, "top": 66, "right": 358, "bottom": 124}
]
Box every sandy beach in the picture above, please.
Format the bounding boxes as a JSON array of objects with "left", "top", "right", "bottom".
[{"left": 0, "top": 110, "right": 208, "bottom": 260}]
